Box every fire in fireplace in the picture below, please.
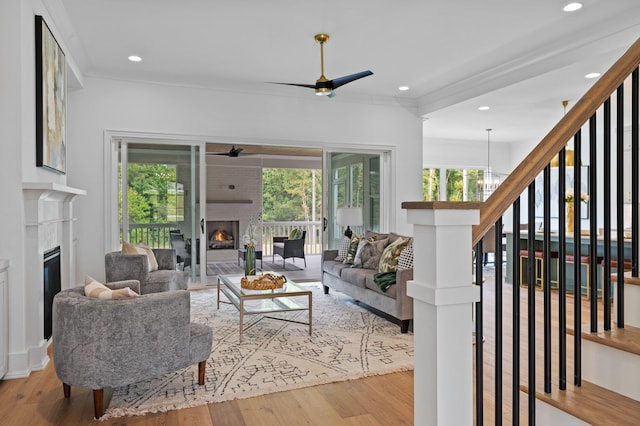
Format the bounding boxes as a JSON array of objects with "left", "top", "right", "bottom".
[
  {"left": 43, "top": 246, "right": 61, "bottom": 340},
  {"left": 207, "top": 220, "right": 239, "bottom": 250}
]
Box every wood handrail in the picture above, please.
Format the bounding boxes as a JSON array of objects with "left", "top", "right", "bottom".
[{"left": 472, "top": 36, "right": 640, "bottom": 246}]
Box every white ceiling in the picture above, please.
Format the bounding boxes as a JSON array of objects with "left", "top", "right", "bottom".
[{"left": 55, "top": 0, "right": 640, "bottom": 145}]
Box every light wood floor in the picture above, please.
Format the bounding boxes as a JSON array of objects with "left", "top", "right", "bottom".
[
  {"left": 0, "top": 267, "right": 626, "bottom": 425},
  {"left": 0, "top": 347, "right": 414, "bottom": 426}
]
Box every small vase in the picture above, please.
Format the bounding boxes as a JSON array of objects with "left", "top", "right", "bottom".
[
  {"left": 245, "top": 244, "right": 256, "bottom": 276},
  {"left": 567, "top": 202, "right": 574, "bottom": 234}
]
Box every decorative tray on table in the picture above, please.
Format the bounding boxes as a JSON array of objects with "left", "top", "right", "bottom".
[{"left": 241, "top": 273, "right": 287, "bottom": 290}]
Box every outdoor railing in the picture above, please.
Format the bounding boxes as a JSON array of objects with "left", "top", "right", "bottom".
[
  {"left": 261, "top": 221, "right": 323, "bottom": 256},
  {"left": 126, "top": 221, "right": 324, "bottom": 256},
  {"left": 127, "top": 223, "right": 178, "bottom": 248}
]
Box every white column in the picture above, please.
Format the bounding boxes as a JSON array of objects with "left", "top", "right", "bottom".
[{"left": 404, "top": 202, "right": 481, "bottom": 425}]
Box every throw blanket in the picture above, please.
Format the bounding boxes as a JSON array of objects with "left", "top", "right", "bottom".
[{"left": 374, "top": 271, "right": 397, "bottom": 292}]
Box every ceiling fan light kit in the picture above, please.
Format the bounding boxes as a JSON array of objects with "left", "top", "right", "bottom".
[{"left": 270, "top": 33, "right": 373, "bottom": 97}]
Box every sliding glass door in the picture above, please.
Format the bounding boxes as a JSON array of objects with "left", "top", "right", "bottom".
[
  {"left": 117, "top": 140, "right": 206, "bottom": 284},
  {"left": 325, "top": 151, "right": 384, "bottom": 249}
]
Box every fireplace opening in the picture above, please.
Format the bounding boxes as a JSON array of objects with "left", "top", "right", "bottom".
[
  {"left": 207, "top": 221, "right": 239, "bottom": 250},
  {"left": 43, "top": 246, "right": 61, "bottom": 340}
]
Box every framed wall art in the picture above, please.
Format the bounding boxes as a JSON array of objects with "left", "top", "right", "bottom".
[
  {"left": 35, "top": 15, "right": 66, "bottom": 174},
  {"left": 534, "top": 166, "right": 589, "bottom": 219}
]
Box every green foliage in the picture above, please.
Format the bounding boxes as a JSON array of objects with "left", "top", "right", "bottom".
[
  {"left": 423, "top": 168, "right": 483, "bottom": 201},
  {"left": 126, "top": 187, "right": 151, "bottom": 223},
  {"left": 423, "top": 168, "right": 440, "bottom": 201},
  {"left": 262, "top": 168, "right": 322, "bottom": 221},
  {"left": 121, "top": 163, "right": 179, "bottom": 224}
]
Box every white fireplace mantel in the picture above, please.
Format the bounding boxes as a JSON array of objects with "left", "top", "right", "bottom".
[{"left": 7, "top": 182, "right": 87, "bottom": 379}]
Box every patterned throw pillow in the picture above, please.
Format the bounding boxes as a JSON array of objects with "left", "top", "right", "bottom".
[
  {"left": 84, "top": 275, "right": 138, "bottom": 300},
  {"left": 351, "top": 239, "right": 369, "bottom": 267},
  {"left": 378, "top": 237, "right": 413, "bottom": 273},
  {"left": 343, "top": 234, "right": 361, "bottom": 264},
  {"left": 353, "top": 238, "right": 389, "bottom": 269},
  {"left": 397, "top": 244, "right": 414, "bottom": 270},
  {"left": 289, "top": 228, "right": 299, "bottom": 240},
  {"left": 334, "top": 236, "right": 351, "bottom": 262}
]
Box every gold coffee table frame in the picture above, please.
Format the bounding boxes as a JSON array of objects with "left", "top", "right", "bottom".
[{"left": 217, "top": 273, "right": 312, "bottom": 340}]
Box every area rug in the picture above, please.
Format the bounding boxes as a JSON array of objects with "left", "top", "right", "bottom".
[
  {"left": 102, "top": 284, "right": 413, "bottom": 419},
  {"left": 207, "top": 260, "right": 303, "bottom": 276}
]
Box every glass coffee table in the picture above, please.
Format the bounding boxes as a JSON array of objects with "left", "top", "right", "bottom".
[{"left": 217, "top": 273, "right": 312, "bottom": 340}]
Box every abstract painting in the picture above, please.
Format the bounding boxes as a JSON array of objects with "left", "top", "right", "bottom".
[{"left": 35, "top": 15, "right": 66, "bottom": 174}]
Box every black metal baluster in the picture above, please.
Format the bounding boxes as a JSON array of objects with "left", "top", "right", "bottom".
[
  {"left": 574, "top": 131, "right": 582, "bottom": 386},
  {"left": 512, "top": 199, "right": 521, "bottom": 425},
  {"left": 589, "top": 114, "right": 598, "bottom": 333},
  {"left": 495, "top": 219, "right": 503, "bottom": 424},
  {"left": 543, "top": 165, "right": 552, "bottom": 394},
  {"left": 633, "top": 68, "right": 639, "bottom": 278},
  {"left": 475, "top": 239, "right": 483, "bottom": 425},
  {"left": 604, "top": 98, "right": 612, "bottom": 330},
  {"left": 558, "top": 148, "right": 567, "bottom": 390},
  {"left": 527, "top": 182, "right": 536, "bottom": 424},
  {"left": 616, "top": 84, "right": 625, "bottom": 327}
]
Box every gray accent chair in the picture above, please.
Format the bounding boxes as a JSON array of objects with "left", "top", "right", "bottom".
[
  {"left": 105, "top": 248, "right": 188, "bottom": 294},
  {"left": 273, "top": 230, "right": 307, "bottom": 269},
  {"left": 52, "top": 280, "right": 212, "bottom": 419}
]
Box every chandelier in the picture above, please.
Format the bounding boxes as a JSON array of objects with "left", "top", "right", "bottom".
[{"left": 477, "top": 128, "right": 503, "bottom": 200}]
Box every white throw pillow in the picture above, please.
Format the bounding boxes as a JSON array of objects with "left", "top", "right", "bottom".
[
  {"left": 122, "top": 241, "right": 158, "bottom": 272},
  {"left": 397, "top": 244, "right": 414, "bottom": 270},
  {"left": 84, "top": 275, "right": 138, "bottom": 300}
]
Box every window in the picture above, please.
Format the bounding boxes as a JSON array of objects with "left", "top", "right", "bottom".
[{"left": 423, "top": 168, "right": 485, "bottom": 201}]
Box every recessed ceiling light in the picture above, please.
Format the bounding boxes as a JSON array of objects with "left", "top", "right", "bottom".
[
  {"left": 585, "top": 72, "right": 601, "bottom": 79},
  {"left": 563, "top": 2, "right": 583, "bottom": 12},
  {"left": 478, "top": 106, "right": 490, "bottom": 111},
  {"left": 398, "top": 86, "right": 409, "bottom": 91},
  {"left": 128, "top": 55, "right": 142, "bottom": 62}
]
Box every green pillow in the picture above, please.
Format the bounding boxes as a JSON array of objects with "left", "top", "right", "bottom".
[
  {"left": 378, "top": 237, "right": 413, "bottom": 272},
  {"left": 289, "top": 228, "right": 299, "bottom": 240},
  {"left": 294, "top": 228, "right": 304, "bottom": 239}
]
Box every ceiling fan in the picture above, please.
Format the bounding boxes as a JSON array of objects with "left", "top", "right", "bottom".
[
  {"left": 207, "top": 145, "right": 248, "bottom": 157},
  {"left": 270, "top": 34, "right": 373, "bottom": 98}
]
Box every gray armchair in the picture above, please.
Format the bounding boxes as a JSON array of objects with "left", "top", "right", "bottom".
[
  {"left": 273, "top": 230, "right": 307, "bottom": 269},
  {"left": 52, "top": 280, "right": 212, "bottom": 419},
  {"left": 105, "top": 248, "right": 188, "bottom": 294}
]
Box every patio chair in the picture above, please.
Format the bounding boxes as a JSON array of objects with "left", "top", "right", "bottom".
[{"left": 273, "top": 230, "right": 307, "bottom": 269}]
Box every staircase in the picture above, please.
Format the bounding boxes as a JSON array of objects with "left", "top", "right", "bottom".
[{"left": 469, "top": 37, "right": 640, "bottom": 424}]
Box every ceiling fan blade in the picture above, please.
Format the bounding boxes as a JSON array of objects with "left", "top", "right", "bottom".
[
  {"left": 331, "top": 70, "right": 373, "bottom": 90},
  {"left": 268, "top": 82, "right": 317, "bottom": 89}
]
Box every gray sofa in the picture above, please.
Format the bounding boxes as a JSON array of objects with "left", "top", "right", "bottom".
[
  {"left": 52, "top": 280, "right": 212, "bottom": 418},
  {"left": 105, "top": 248, "right": 188, "bottom": 294},
  {"left": 321, "top": 236, "right": 414, "bottom": 333}
]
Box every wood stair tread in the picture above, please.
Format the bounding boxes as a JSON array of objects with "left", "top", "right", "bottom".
[
  {"left": 566, "top": 323, "right": 640, "bottom": 356},
  {"left": 523, "top": 381, "right": 640, "bottom": 426},
  {"left": 611, "top": 272, "right": 640, "bottom": 287}
]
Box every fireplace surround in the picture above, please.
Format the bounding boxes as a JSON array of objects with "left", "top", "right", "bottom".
[{"left": 13, "top": 183, "right": 85, "bottom": 379}]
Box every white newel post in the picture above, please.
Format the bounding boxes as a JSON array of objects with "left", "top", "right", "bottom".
[{"left": 403, "top": 202, "right": 481, "bottom": 425}]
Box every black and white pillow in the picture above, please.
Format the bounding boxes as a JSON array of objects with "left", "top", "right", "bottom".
[
  {"left": 397, "top": 244, "right": 414, "bottom": 270},
  {"left": 334, "top": 236, "right": 351, "bottom": 262}
]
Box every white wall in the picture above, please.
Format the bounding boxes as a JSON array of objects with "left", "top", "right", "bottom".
[
  {"left": 0, "top": 0, "right": 87, "bottom": 378},
  {"left": 66, "top": 77, "right": 423, "bottom": 281},
  {"left": 423, "top": 137, "right": 512, "bottom": 176}
]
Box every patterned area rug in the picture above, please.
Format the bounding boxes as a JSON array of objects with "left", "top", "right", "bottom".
[
  {"left": 103, "top": 284, "right": 413, "bottom": 419},
  {"left": 207, "top": 260, "right": 303, "bottom": 276}
]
